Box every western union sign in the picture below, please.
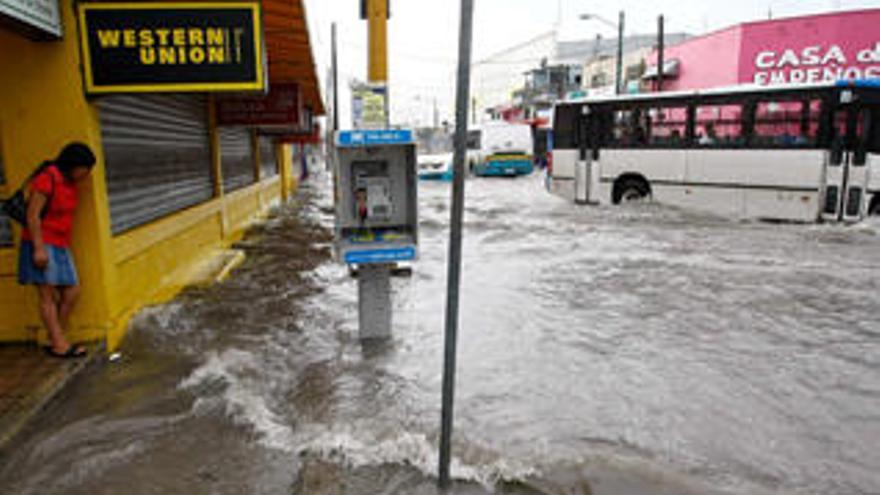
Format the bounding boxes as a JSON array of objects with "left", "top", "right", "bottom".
[{"left": 78, "top": 2, "right": 266, "bottom": 94}]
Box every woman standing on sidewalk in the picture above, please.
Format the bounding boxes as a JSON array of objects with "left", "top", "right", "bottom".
[{"left": 19, "top": 143, "right": 96, "bottom": 358}]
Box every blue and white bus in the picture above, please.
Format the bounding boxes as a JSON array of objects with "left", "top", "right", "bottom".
[
  {"left": 468, "top": 122, "right": 535, "bottom": 177},
  {"left": 548, "top": 81, "right": 880, "bottom": 222}
]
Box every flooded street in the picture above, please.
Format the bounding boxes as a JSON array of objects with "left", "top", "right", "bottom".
[{"left": 1, "top": 173, "right": 879, "bottom": 495}]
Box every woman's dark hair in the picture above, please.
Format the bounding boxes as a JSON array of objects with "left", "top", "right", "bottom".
[{"left": 54, "top": 142, "right": 96, "bottom": 179}]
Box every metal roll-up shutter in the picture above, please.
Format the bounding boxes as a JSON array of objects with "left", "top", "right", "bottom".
[
  {"left": 99, "top": 94, "right": 213, "bottom": 234},
  {"left": 220, "top": 127, "right": 255, "bottom": 192},
  {"left": 259, "top": 136, "right": 278, "bottom": 179},
  {"left": 0, "top": 154, "right": 12, "bottom": 247}
]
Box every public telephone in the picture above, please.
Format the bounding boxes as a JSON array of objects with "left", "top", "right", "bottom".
[
  {"left": 352, "top": 161, "right": 394, "bottom": 222},
  {"left": 334, "top": 130, "right": 418, "bottom": 265}
]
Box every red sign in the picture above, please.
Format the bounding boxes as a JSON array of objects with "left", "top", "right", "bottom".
[
  {"left": 216, "top": 83, "right": 300, "bottom": 126},
  {"left": 277, "top": 124, "right": 321, "bottom": 144}
]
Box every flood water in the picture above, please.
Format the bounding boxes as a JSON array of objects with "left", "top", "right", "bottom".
[{"left": 1, "top": 172, "right": 879, "bottom": 495}]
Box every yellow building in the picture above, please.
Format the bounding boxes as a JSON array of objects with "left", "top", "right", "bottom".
[{"left": 0, "top": 0, "right": 324, "bottom": 351}]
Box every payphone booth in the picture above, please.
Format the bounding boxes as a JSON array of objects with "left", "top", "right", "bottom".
[{"left": 334, "top": 129, "right": 418, "bottom": 339}]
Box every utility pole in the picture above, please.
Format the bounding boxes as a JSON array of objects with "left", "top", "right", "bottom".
[
  {"left": 439, "top": 0, "right": 474, "bottom": 488},
  {"left": 657, "top": 15, "right": 665, "bottom": 92},
  {"left": 364, "top": 0, "right": 390, "bottom": 126},
  {"left": 616, "top": 11, "right": 625, "bottom": 95},
  {"left": 331, "top": 22, "right": 339, "bottom": 134},
  {"left": 366, "top": 0, "right": 389, "bottom": 84}
]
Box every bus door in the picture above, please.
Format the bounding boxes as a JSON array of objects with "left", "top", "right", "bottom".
[{"left": 824, "top": 101, "right": 871, "bottom": 222}]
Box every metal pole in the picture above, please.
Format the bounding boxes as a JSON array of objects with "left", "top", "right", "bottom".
[
  {"left": 439, "top": 0, "right": 474, "bottom": 488},
  {"left": 616, "top": 11, "right": 625, "bottom": 95},
  {"left": 657, "top": 15, "right": 665, "bottom": 92},
  {"left": 331, "top": 23, "right": 339, "bottom": 133}
]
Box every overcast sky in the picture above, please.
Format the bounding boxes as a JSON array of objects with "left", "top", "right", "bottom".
[{"left": 304, "top": 0, "right": 880, "bottom": 128}]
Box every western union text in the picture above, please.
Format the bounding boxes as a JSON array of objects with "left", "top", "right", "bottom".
[{"left": 96, "top": 28, "right": 244, "bottom": 65}]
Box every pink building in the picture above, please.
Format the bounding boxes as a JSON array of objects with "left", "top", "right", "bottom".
[{"left": 648, "top": 9, "right": 880, "bottom": 92}]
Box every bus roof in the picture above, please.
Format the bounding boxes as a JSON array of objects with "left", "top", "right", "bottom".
[{"left": 560, "top": 80, "right": 880, "bottom": 107}]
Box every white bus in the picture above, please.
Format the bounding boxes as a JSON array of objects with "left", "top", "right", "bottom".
[
  {"left": 548, "top": 81, "right": 880, "bottom": 222},
  {"left": 466, "top": 122, "right": 535, "bottom": 177}
]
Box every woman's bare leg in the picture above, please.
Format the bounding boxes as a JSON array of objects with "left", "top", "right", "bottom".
[
  {"left": 37, "top": 285, "right": 70, "bottom": 353},
  {"left": 58, "top": 285, "right": 81, "bottom": 333}
]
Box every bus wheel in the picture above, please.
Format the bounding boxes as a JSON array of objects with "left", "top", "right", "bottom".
[{"left": 613, "top": 176, "right": 651, "bottom": 204}]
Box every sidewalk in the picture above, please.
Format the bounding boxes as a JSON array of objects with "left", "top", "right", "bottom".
[{"left": 0, "top": 343, "right": 100, "bottom": 450}]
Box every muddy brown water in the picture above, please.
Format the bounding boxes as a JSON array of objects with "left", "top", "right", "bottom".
[{"left": 1, "top": 173, "right": 878, "bottom": 495}]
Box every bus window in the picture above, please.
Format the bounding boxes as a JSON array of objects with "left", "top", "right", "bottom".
[
  {"left": 752, "top": 99, "right": 820, "bottom": 148},
  {"left": 609, "top": 107, "right": 650, "bottom": 148},
  {"left": 645, "top": 106, "right": 688, "bottom": 148},
  {"left": 695, "top": 104, "right": 744, "bottom": 147}
]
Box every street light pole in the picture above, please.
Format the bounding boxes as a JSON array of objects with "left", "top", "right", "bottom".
[
  {"left": 439, "top": 0, "right": 474, "bottom": 489},
  {"left": 580, "top": 12, "right": 625, "bottom": 95},
  {"left": 616, "top": 11, "right": 625, "bottom": 95}
]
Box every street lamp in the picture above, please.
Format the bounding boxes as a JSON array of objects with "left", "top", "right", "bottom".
[{"left": 580, "top": 11, "right": 625, "bottom": 95}]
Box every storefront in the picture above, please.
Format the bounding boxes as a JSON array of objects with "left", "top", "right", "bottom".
[
  {"left": 645, "top": 9, "right": 880, "bottom": 92},
  {"left": 0, "top": 0, "right": 324, "bottom": 350}
]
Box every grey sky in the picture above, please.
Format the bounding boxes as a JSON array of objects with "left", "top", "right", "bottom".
[{"left": 305, "top": 0, "right": 880, "bottom": 127}]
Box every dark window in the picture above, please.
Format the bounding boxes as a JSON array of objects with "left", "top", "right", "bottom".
[
  {"left": 694, "top": 103, "right": 745, "bottom": 148},
  {"left": 552, "top": 105, "right": 578, "bottom": 149},
  {"left": 752, "top": 99, "right": 821, "bottom": 148},
  {"left": 824, "top": 186, "right": 840, "bottom": 215},
  {"left": 534, "top": 129, "right": 550, "bottom": 157},
  {"left": 607, "top": 107, "right": 642, "bottom": 147},
  {"left": 846, "top": 187, "right": 863, "bottom": 217},
  {"left": 866, "top": 108, "right": 880, "bottom": 153},
  {"left": 466, "top": 130, "right": 481, "bottom": 150}
]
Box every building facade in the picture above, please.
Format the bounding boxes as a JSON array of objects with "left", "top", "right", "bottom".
[
  {"left": 648, "top": 9, "right": 880, "bottom": 92},
  {"left": 0, "top": 0, "right": 323, "bottom": 350}
]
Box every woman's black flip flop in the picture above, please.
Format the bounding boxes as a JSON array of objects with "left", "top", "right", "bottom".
[{"left": 43, "top": 345, "right": 88, "bottom": 359}]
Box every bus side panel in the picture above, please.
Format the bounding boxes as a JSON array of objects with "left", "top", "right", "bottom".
[
  {"left": 868, "top": 154, "right": 880, "bottom": 212},
  {"left": 599, "top": 149, "right": 687, "bottom": 204},
  {"left": 667, "top": 185, "right": 746, "bottom": 218},
  {"left": 685, "top": 150, "right": 825, "bottom": 221}
]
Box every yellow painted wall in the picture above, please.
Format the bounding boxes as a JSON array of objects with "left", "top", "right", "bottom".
[
  {"left": 0, "top": 0, "right": 114, "bottom": 344},
  {"left": 105, "top": 173, "right": 287, "bottom": 351},
  {"left": 0, "top": 1, "right": 297, "bottom": 350}
]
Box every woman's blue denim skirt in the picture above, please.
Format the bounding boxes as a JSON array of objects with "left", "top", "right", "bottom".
[{"left": 18, "top": 241, "right": 79, "bottom": 287}]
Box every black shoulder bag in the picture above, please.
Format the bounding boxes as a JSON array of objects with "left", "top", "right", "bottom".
[{"left": 1, "top": 165, "right": 56, "bottom": 227}]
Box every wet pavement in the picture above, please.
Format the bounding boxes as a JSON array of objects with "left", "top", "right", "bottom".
[
  {"left": 0, "top": 344, "right": 98, "bottom": 450},
  {"left": 0, "top": 172, "right": 878, "bottom": 495}
]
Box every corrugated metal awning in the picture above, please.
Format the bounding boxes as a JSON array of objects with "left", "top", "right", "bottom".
[{"left": 263, "top": 0, "right": 325, "bottom": 115}]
